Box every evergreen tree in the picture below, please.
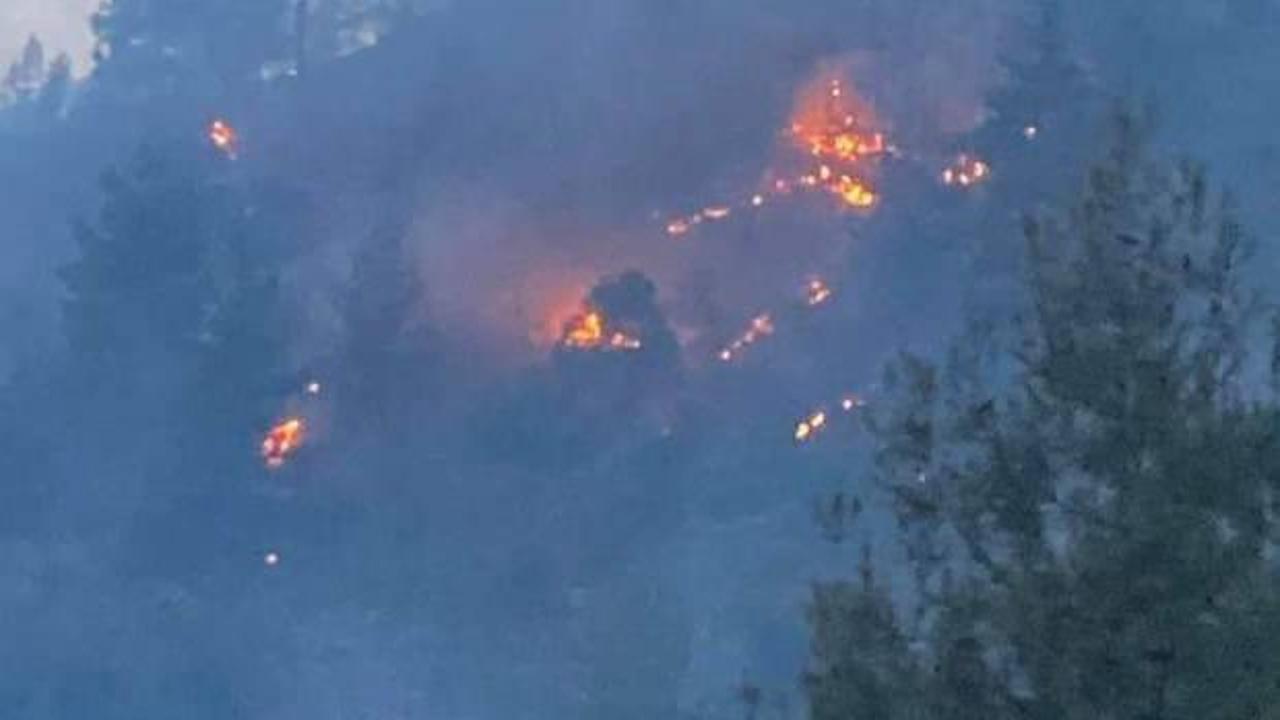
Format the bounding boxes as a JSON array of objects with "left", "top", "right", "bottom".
[
  {"left": 808, "top": 111, "right": 1280, "bottom": 717},
  {"left": 2, "top": 36, "right": 45, "bottom": 103},
  {"left": 969, "top": 0, "right": 1104, "bottom": 214},
  {"left": 335, "top": 225, "right": 436, "bottom": 437},
  {"left": 91, "top": 0, "right": 295, "bottom": 90},
  {"left": 60, "top": 146, "right": 224, "bottom": 396}
]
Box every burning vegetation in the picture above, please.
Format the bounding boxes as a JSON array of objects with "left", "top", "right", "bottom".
[
  {"left": 794, "top": 409, "right": 827, "bottom": 442},
  {"left": 208, "top": 119, "right": 238, "bottom": 157},
  {"left": 261, "top": 417, "right": 306, "bottom": 469},
  {"left": 793, "top": 393, "right": 866, "bottom": 444},
  {"left": 663, "top": 71, "right": 889, "bottom": 237},
  {"left": 942, "top": 153, "right": 990, "bottom": 188},
  {"left": 562, "top": 308, "right": 643, "bottom": 351},
  {"left": 718, "top": 276, "right": 835, "bottom": 363},
  {"left": 805, "top": 277, "right": 833, "bottom": 306},
  {"left": 719, "top": 313, "right": 775, "bottom": 362}
]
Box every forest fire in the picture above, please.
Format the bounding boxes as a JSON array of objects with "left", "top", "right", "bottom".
[
  {"left": 662, "top": 71, "right": 888, "bottom": 236},
  {"left": 261, "top": 417, "right": 305, "bottom": 469},
  {"left": 562, "top": 309, "right": 642, "bottom": 351},
  {"left": 719, "top": 313, "right": 775, "bottom": 362},
  {"left": 785, "top": 76, "right": 886, "bottom": 209},
  {"left": 942, "top": 153, "right": 990, "bottom": 188},
  {"left": 208, "top": 119, "right": 238, "bottom": 156}
]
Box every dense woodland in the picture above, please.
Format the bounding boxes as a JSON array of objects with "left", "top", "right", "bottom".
[{"left": 2, "top": 1, "right": 1280, "bottom": 718}]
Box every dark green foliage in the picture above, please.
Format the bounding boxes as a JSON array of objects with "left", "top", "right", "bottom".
[
  {"left": 92, "top": 0, "right": 295, "bottom": 87},
  {"left": 335, "top": 225, "right": 436, "bottom": 434},
  {"left": 808, "top": 110, "right": 1280, "bottom": 718}
]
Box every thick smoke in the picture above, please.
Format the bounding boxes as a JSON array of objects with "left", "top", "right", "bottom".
[{"left": 2, "top": 1, "right": 1279, "bottom": 719}]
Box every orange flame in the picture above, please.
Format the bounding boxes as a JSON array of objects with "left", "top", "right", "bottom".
[
  {"left": 562, "top": 309, "right": 642, "bottom": 351},
  {"left": 662, "top": 69, "right": 889, "bottom": 237},
  {"left": 795, "top": 409, "right": 827, "bottom": 442},
  {"left": 785, "top": 75, "right": 884, "bottom": 211},
  {"left": 262, "top": 417, "right": 305, "bottom": 469},
  {"left": 208, "top": 119, "right": 238, "bottom": 156}
]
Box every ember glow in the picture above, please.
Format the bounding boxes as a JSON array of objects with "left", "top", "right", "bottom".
[
  {"left": 662, "top": 70, "right": 889, "bottom": 236},
  {"left": 942, "top": 153, "right": 990, "bottom": 188},
  {"left": 805, "top": 277, "right": 833, "bottom": 306},
  {"left": 785, "top": 76, "right": 886, "bottom": 209},
  {"left": 719, "top": 313, "right": 775, "bottom": 362},
  {"left": 208, "top": 119, "right": 238, "bottom": 157},
  {"left": 261, "top": 417, "right": 305, "bottom": 469},
  {"left": 562, "top": 309, "right": 642, "bottom": 351},
  {"left": 840, "top": 394, "right": 865, "bottom": 412},
  {"left": 794, "top": 409, "right": 827, "bottom": 442}
]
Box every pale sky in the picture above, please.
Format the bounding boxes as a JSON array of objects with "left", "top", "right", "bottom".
[{"left": 0, "top": 0, "right": 98, "bottom": 76}]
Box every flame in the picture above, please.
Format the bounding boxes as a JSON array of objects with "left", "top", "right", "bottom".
[
  {"left": 262, "top": 417, "right": 305, "bottom": 469},
  {"left": 1023, "top": 124, "right": 1038, "bottom": 140},
  {"left": 719, "top": 313, "right": 775, "bottom": 362},
  {"left": 305, "top": 381, "right": 321, "bottom": 396},
  {"left": 662, "top": 69, "right": 889, "bottom": 237},
  {"left": 942, "top": 153, "right": 990, "bottom": 188},
  {"left": 208, "top": 119, "right": 238, "bottom": 156},
  {"left": 562, "top": 309, "right": 641, "bottom": 351},
  {"left": 806, "top": 277, "right": 833, "bottom": 306},
  {"left": 795, "top": 409, "right": 827, "bottom": 442},
  {"left": 832, "top": 175, "right": 876, "bottom": 208}
]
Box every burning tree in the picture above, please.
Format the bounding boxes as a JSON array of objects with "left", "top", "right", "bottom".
[
  {"left": 557, "top": 271, "right": 679, "bottom": 367},
  {"left": 806, "top": 112, "right": 1280, "bottom": 717},
  {"left": 662, "top": 68, "right": 889, "bottom": 236}
]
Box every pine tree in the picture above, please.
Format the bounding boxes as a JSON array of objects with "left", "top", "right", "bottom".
[
  {"left": 91, "top": 0, "right": 295, "bottom": 90},
  {"left": 969, "top": 0, "right": 1104, "bottom": 214},
  {"left": 2, "top": 36, "right": 45, "bottom": 102},
  {"left": 60, "top": 146, "right": 223, "bottom": 395},
  {"left": 808, "top": 110, "right": 1280, "bottom": 717},
  {"left": 335, "top": 225, "right": 436, "bottom": 436}
]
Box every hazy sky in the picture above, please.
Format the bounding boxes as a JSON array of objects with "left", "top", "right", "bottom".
[{"left": 0, "top": 0, "right": 97, "bottom": 76}]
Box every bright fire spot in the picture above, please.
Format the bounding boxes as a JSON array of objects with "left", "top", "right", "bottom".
[
  {"left": 832, "top": 175, "right": 877, "bottom": 208},
  {"left": 786, "top": 75, "right": 885, "bottom": 210},
  {"left": 1023, "top": 124, "right": 1038, "bottom": 140},
  {"left": 305, "top": 381, "right": 321, "bottom": 395},
  {"left": 841, "top": 394, "right": 867, "bottom": 412},
  {"left": 660, "top": 69, "right": 889, "bottom": 237},
  {"left": 264, "top": 552, "right": 280, "bottom": 566},
  {"left": 262, "top": 417, "right": 305, "bottom": 469},
  {"left": 719, "top": 313, "right": 775, "bottom": 362},
  {"left": 208, "top": 119, "right": 238, "bottom": 156},
  {"left": 562, "top": 310, "right": 641, "bottom": 351},
  {"left": 795, "top": 410, "right": 828, "bottom": 442},
  {"left": 806, "top": 277, "right": 833, "bottom": 306},
  {"left": 942, "top": 153, "right": 990, "bottom": 188}
]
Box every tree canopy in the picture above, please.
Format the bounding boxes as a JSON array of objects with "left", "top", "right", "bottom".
[{"left": 807, "top": 111, "right": 1280, "bottom": 718}]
